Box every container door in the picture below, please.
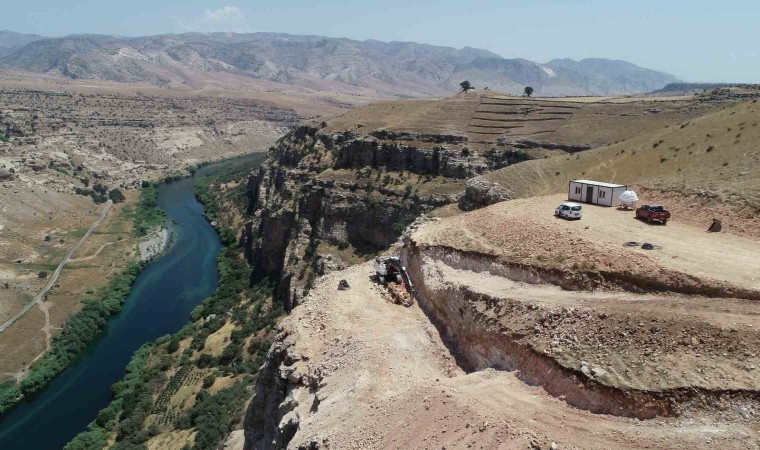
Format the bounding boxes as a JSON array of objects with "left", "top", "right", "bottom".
[{"left": 586, "top": 185, "right": 594, "bottom": 203}]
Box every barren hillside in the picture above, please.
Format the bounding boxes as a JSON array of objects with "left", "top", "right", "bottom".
[
  {"left": 239, "top": 191, "right": 760, "bottom": 450},
  {"left": 222, "top": 82, "right": 760, "bottom": 450},
  {"left": 323, "top": 90, "right": 735, "bottom": 151},
  {"left": 476, "top": 98, "right": 760, "bottom": 205}
]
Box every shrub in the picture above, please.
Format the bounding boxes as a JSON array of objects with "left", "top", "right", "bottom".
[
  {"left": 392, "top": 221, "right": 407, "bottom": 236},
  {"left": 202, "top": 374, "right": 216, "bottom": 389},
  {"left": 166, "top": 338, "right": 180, "bottom": 354},
  {"left": 38, "top": 271, "right": 48, "bottom": 279},
  {"left": 108, "top": 188, "right": 126, "bottom": 203}
]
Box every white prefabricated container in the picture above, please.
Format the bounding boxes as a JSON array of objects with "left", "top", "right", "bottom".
[{"left": 568, "top": 179, "right": 627, "bottom": 207}]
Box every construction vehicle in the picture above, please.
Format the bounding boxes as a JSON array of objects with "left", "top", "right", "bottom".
[{"left": 374, "top": 256, "right": 416, "bottom": 297}]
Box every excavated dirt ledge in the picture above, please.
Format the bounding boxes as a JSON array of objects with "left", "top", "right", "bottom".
[
  {"left": 241, "top": 261, "right": 759, "bottom": 450},
  {"left": 402, "top": 240, "right": 760, "bottom": 421}
]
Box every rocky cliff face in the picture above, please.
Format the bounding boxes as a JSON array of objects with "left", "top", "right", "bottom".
[
  {"left": 243, "top": 125, "right": 489, "bottom": 311},
  {"left": 242, "top": 123, "right": 548, "bottom": 309}
]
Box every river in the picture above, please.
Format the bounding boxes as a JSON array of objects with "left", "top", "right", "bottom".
[{"left": 0, "top": 156, "right": 257, "bottom": 449}]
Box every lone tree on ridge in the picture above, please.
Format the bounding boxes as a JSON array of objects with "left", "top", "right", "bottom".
[
  {"left": 524, "top": 86, "right": 534, "bottom": 97},
  {"left": 460, "top": 81, "right": 473, "bottom": 92}
]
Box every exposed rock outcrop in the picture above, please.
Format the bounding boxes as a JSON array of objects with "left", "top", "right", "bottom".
[
  {"left": 242, "top": 125, "right": 473, "bottom": 310},
  {"left": 459, "top": 178, "right": 511, "bottom": 210}
]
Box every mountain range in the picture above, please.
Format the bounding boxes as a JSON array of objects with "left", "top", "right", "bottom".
[{"left": 0, "top": 31, "right": 678, "bottom": 97}]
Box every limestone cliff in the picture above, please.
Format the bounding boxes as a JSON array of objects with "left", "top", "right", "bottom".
[{"left": 241, "top": 124, "right": 536, "bottom": 310}]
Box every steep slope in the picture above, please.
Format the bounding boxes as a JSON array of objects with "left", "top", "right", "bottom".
[
  {"left": 472, "top": 99, "right": 760, "bottom": 206},
  {"left": 1, "top": 32, "right": 678, "bottom": 96},
  {"left": 546, "top": 58, "right": 678, "bottom": 95}
]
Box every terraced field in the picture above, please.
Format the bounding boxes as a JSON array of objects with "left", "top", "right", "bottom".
[
  {"left": 324, "top": 90, "right": 736, "bottom": 153},
  {"left": 467, "top": 95, "right": 583, "bottom": 143}
]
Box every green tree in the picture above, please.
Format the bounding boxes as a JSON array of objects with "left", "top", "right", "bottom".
[
  {"left": 524, "top": 86, "right": 534, "bottom": 97},
  {"left": 460, "top": 80, "right": 474, "bottom": 92}
]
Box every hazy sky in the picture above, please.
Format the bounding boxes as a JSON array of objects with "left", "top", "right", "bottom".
[{"left": 2, "top": 0, "right": 758, "bottom": 82}]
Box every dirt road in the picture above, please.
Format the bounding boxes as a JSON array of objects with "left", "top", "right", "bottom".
[{"left": 0, "top": 201, "right": 112, "bottom": 334}]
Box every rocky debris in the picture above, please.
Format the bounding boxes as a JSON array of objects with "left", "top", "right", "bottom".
[
  {"left": 459, "top": 178, "right": 511, "bottom": 211},
  {"left": 696, "top": 87, "right": 760, "bottom": 102},
  {"left": 0, "top": 169, "right": 12, "bottom": 181},
  {"left": 337, "top": 279, "right": 350, "bottom": 290},
  {"left": 383, "top": 282, "right": 414, "bottom": 307},
  {"left": 707, "top": 218, "right": 722, "bottom": 232}
]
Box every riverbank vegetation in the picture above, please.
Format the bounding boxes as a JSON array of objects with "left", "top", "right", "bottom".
[
  {"left": 0, "top": 262, "right": 145, "bottom": 415},
  {"left": 131, "top": 183, "right": 166, "bottom": 237},
  {"left": 1, "top": 179, "right": 166, "bottom": 415},
  {"left": 66, "top": 157, "right": 282, "bottom": 450}
]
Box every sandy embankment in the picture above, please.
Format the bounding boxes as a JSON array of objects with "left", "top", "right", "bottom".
[{"left": 139, "top": 228, "right": 170, "bottom": 261}]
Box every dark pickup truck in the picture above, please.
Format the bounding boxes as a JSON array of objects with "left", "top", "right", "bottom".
[{"left": 635, "top": 205, "right": 671, "bottom": 224}]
